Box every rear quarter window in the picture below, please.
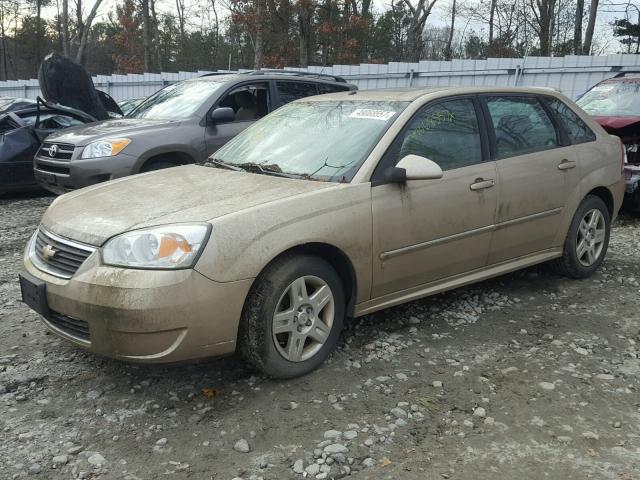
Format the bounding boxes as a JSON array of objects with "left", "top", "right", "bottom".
[{"left": 545, "top": 97, "right": 596, "bottom": 144}]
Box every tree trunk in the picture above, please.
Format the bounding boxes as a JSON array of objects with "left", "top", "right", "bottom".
[
  {"left": 210, "top": 0, "right": 219, "bottom": 69},
  {"left": 445, "top": 0, "right": 456, "bottom": 60},
  {"left": 488, "top": 0, "right": 496, "bottom": 49},
  {"left": 582, "top": 0, "right": 599, "bottom": 54},
  {"left": 35, "top": 0, "right": 42, "bottom": 75},
  {"left": 141, "top": 0, "right": 151, "bottom": 71},
  {"left": 75, "top": 0, "right": 104, "bottom": 65},
  {"left": 62, "top": 0, "right": 69, "bottom": 56},
  {"left": 573, "top": 0, "right": 583, "bottom": 54},
  {"left": 298, "top": 2, "right": 312, "bottom": 67},
  {"left": 150, "top": 0, "right": 162, "bottom": 71},
  {"left": 253, "top": 0, "right": 264, "bottom": 69}
]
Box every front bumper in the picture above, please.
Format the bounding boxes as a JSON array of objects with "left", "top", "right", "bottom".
[
  {"left": 34, "top": 152, "right": 139, "bottom": 195},
  {"left": 23, "top": 250, "right": 253, "bottom": 363}
]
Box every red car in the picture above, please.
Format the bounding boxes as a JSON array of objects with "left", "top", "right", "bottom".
[{"left": 577, "top": 72, "right": 640, "bottom": 211}]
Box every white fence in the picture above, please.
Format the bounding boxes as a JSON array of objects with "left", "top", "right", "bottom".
[{"left": 2, "top": 54, "right": 640, "bottom": 102}]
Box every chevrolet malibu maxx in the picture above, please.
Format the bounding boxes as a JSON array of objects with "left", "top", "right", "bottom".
[{"left": 20, "top": 87, "right": 624, "bottom": 378}]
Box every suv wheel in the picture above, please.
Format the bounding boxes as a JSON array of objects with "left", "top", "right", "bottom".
[
  {"left": 238, "top": 255, "right": 345, "bottom": 378},
  {"left": 552, "top": 194, "right": 611, "bottom": 279}
]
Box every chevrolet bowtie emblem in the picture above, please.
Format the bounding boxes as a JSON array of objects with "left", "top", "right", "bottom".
[{"left": 41, "top": 244, "right": 57, "bottom": 260}]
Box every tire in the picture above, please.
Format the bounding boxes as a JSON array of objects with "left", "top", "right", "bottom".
[
  {"left": 238, "top": 254, "right": 345, "bottom": 379},
  {"left": 140, "top": 160, "right": 179, "bottom": 172},
  {"left": 552, "top": 194, "right": 611, "bottom": 279}
]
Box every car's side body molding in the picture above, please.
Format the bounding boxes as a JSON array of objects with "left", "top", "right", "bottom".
[
  {"left": 356, "top": 248, "right": 562, "bottom": 317},
  {"left": 380, "top": 208, "right": 563, "bottom": 261}
]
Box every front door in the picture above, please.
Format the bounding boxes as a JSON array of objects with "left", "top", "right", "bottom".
[
  {"left": 371, "top": 97, "right": 498, "bottom": 298},
  {"left": 481, "top": 95, "right": 582, "bottom": 264},
  {"left": 205, "top": 82, "right": 271, "bottom": 156}
]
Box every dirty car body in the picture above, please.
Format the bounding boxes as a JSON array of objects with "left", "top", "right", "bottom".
[
  {"left": 577, "top": 72, "right": 640, "bottom": 210},
  {"left": 21, "top": 87, "right": 624, "bottom": 378}
]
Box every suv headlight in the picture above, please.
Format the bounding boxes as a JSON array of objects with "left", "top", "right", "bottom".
[
  {"left": 102, "top": 224, "right": 210, "bottom": 269},
  {"left": 81, "top": 138, "right": 131, "bottom": 159}
]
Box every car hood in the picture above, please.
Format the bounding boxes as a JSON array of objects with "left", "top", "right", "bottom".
[
  {"left": 45, "top": 118, "right": 180, "bottom": 146},
  {"left": 41, "top": 165, "right": 336, "bottom": 246},
  {"left": 593, "top": 115, "right": 640, "bottom": 132}
]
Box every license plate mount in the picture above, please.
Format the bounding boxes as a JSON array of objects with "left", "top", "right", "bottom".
[{"left": 19, "top": 272, "right": 49, "bottom": 316}]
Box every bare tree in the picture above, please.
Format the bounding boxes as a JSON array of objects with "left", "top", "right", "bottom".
[
  {"left": 72, "top": 0, "right": 105, "bottom": 65},
  {"left": 402, "top": 0, "right": 438, "bottom": 61},
  {"left": 445, "top": 0, "right": 456, "bottom": 60},
  {"left": 61, "top": 0, "right": 70, "bottom": 56},
  {"left": 253, "top": 0, "right": 264, "bottom": 68},
  {"left": 150, "top": 0, "right": 162, "bottom": 70},
  {"left": 529, "top": 0, "right": 557, "bottom": 56},
  {"left": 573, "top": 0, "right": 584, "bottom": 53},
  {"left": 582, "top": 0, "right": 599, "bottom": 54},
  {"left": 141, "top": 0, "right": 151, "bottom": 71}
]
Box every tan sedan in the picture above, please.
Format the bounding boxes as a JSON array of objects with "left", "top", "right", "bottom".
[{"left": 20, "top": 87, "right": 624, "bottom": 378}]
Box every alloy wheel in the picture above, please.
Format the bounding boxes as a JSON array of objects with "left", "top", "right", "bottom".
[
  {"left": 576, "top": 208, "right": 606, "bottom": 267},
  {"left": 272, "top": 275, "right": 335, "bottom": 362}
]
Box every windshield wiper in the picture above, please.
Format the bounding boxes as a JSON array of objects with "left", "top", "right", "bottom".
[
  {"left": 202, "top": 158, "right": 246, "bottom": 172},
  {"left": 235, "top": 162, "right": 304, "bottom": 179}
]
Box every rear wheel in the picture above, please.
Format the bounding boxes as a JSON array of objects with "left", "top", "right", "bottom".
[
  {"left": 552, "top": 195, "right": 610, "bottom": 279},
  {"left": 238, "top": 255, "right": 345, "bottom": 378}
]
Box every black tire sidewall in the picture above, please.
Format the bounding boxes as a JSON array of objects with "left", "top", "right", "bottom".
[
  {"left": 239, "top": 255, "right": 345, "bottom": 379},
  {"left": 563, "top": 195, "right": 611, "bottom": 278}
]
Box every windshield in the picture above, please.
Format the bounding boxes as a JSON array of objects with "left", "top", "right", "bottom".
[
  {"left": 207, "top": 100, "right": 408, "bottom": 182},
  {"left": 577, "top": 81, "right": 640, "bottom": 116},
  {"left": 128, "top": 80, "right": 223, "bottom": 120}
]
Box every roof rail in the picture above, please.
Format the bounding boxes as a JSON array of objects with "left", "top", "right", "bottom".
[
  {"left": 613, "top": 71, "right": 640, "bottom": 78},
  {"left": 247, "top": 69, "right": 347, "bottom": 83},
  {"left": 199, "top": 71, "right": 242, "bottom": 77}
]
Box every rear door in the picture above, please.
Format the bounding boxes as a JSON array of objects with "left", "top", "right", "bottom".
[
  {"left": 204, "top": 81, "right": 271, "bottom": 155},
  {"left": 482, "top": 94, "right": 581, "bottom": 264}
]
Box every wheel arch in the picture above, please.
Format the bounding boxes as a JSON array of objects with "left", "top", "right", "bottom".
[
  {"left": 254, "top": 242, "right": 358, "bottom": 318},
  {"left": 586, "top": 186, "right": 614, "bottom": 218},
  {"left": 139, "top": 151, "right": 195, "bottom": 171}
]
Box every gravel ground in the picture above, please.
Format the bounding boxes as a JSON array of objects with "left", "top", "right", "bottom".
[{"left": 1, "top": 192, "right": 640, "bottom": 480}]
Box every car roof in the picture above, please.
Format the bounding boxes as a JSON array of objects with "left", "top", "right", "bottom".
[
  {"left": 299, "top": 86, "right": 568, "bottom": 102},
  {"left": 186, "top": 72, "right": 354, "bottom": 87}
]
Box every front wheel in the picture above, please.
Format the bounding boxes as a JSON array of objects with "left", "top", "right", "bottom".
[
  {"left": 552, "top": 195, "right": 611, "bottom": 279},
  {"left": 238, "top": 255, "right": 345, "bottom": 378}
]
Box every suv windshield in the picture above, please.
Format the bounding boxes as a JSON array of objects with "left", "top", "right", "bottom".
[
  {"left": 577, "top": 81, "right": 640, "bottom": 116},
  {"left": 128, "top": 80, "right": 224, "bottom": 120},
  {"left": 206, "top": 100, "right": 408, "bottom": 182}
]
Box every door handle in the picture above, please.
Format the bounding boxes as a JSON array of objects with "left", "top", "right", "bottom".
[
  {"left": 558, "top": 159, "right": 576, "bottom": 170},
  {"left": 470, "top": 178, "right": 495, "bottom": 191}
]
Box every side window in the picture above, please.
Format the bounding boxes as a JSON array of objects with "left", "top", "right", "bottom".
[
  {"left": 218, "top": 83, "right": 270, "bottom": 122},
  {"left": 545, "top": 97, "right": 596, "bottom": 144},
  {"left": 389, "top": 98, "right": 483, "bottom": 171},
  {"left": 275, "top": 81, "right": 319, "bottom": 106},
  {"left": 486, "top": 96, "right": 558, "bottom": 159},
  {"left": 317, "top": 83, "right": 349, "bottom": 94}
]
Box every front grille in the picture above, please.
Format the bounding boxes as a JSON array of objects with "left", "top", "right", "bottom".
[
  {"left": 45, "top": 310, "right": 90, "bottom": 341},
  {"left": 34, "top": 162, "right": 70, "bottom": 175},
  {"left": 30, "top": 228, "right": 96, "bottom": 279},
  {"left": 38, "top": 142, "right": 75, "bottom": 161}
]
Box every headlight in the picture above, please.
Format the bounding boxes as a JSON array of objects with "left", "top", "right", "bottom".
[
  {"left": 102, "top": 224, "right": 210, "bottom": 269},
  {"left": 81, "top": 138, "right": 131, "bottom": 159}
]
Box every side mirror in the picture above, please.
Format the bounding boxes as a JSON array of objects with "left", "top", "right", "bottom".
[
  {"left": 209, "top": 107, "right": 235, "bottom": 124},
  {"left": 384, "top": 154, "right": 443, "bottom": 183}
]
